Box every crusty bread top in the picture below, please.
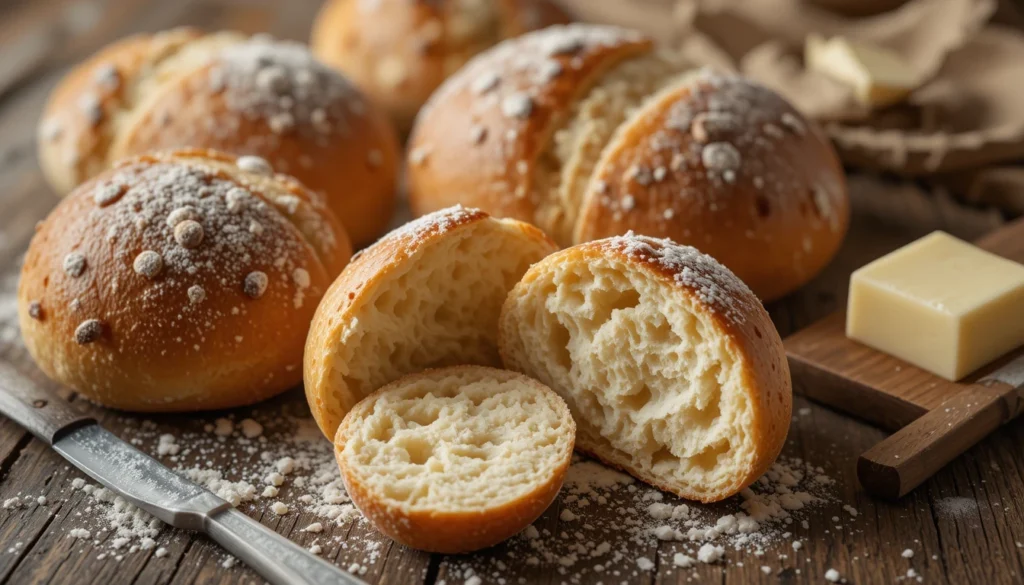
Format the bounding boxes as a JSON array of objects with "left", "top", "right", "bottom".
[
  {"left": 18, "top": 149, "right": 349, "bottom": 405},
  {"left": 574, "top": 69, "right": 849, "bottom": 300},
  {"left": 407, "top": 24, "right": 652, "bottom": 223},
  {"left": 304, "top": 205, "right": 557, "bottom": 438},
  {"left": 37, "top": 28, "right": 245, "bottom": 194},
  {"left": 311, "top": 0, "right": 570, "bottom": 131},
  {"left": 335, "top": 366, "right": 575, "bottom": 513}
]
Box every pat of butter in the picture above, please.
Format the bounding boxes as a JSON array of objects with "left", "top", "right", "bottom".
[
  {"left": 805, "top": 34, "right": 918, "bottom": 108},
  {"left": 847, "top": 232, "right": 1024, "bottom": 381}
]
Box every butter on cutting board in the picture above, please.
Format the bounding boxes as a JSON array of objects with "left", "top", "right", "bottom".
[
  {"left": 846, "top": 231, "right": 1024, "bottom": 381},
  {"left": 805, "top": 34, "right": 918, "bottom": 108}
]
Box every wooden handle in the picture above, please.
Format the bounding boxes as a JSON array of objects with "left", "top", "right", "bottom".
[
  {"left": 0, "top": 360, "right": 94, "bottom": 445},
  {"left": 857, "top": 381, "right": 1020, "bottom": 499}
]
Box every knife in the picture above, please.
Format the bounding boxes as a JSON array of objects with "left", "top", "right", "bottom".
[{"left": 0, "top": 360, "right": 367, "bottom": 585}]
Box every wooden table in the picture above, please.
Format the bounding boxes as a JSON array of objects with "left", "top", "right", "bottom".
[{"left": 0, "top": 1, "right": 1023, "bottom": 584}]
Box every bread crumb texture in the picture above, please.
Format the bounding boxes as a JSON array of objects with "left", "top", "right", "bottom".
[
  {"left": 500, "top": 233, "right": 790, "bottom": 502},
  {"left": 305, "top": 206, "right": 555, "bottom": 437},
  {"left": 334, "top": 366, "right": 574, "bottom": 552}
]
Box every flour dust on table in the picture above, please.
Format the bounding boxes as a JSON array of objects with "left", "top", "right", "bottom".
[{"left": 0, "top": 396, "right": 886, "bottom": 583}]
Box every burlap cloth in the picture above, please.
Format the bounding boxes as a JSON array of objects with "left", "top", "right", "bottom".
[{"left": 555, "top": 0, "right": 1024, "bottom": 212}]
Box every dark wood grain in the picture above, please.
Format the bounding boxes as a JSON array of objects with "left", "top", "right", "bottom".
[{"left": 0, "top": 1, "right": 1023, "bottom": 585}]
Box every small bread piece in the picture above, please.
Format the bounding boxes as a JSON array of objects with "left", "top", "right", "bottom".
[
  {"left": 408, "top": 23, "right": 849, "bottom": 302},
  {"left": 499, "top": 234, "right": 791, "bottom": 502},
  {"left": 304, "top": 206, "right": 557, "bottom": 438},
  {"left": 335, "top": 366, "right": 575, "bottom": 553},
  {"left": 311, "top": 0, "right": 570, "bottom": 133},
  {"left": 18, "top": 149, "right": 351, "bottom": 411},
  {"left": 38, "top": 29, "right": 399, "bottom": 246}
]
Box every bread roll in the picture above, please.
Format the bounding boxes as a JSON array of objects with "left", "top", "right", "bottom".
[
  {"left": 304, "top": 205, "right": 557, "bottom": 438},
  {"left": 311, "top": 0, "right": 571, "bottom": 133},
  {"left": 18, "top": 149, "right": 351, "bottom": 411},
  {"left": 335, "top": 365, "right": 574, "bottom": 553},
  {"left": 408, "top": 24, "right": 849, "bottom": 301},
  {"left": 38, "top": 28, "right": 400, "bottom": 247},
  {"left": 498, "top": 233, "right": 791, "bottom": 502}
]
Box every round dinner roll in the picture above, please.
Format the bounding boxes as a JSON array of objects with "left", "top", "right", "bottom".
[
  {"left": 498, "top": 233, "right": 792, "bottom": 503},
  {"left": 408, "top": 24, "right": 849, "bottom": 301},
  {"left": 335, "top": 366, "right": 575, "bottom": 553},
  {"left": 304, "top": 205, "right": 557, "bottom": 439},
  {"left": 18, "top": 149, "right": 352, "bottom": 411},
  {"left": 311, "top": 0, "right": 571, "bottom": 133},
  {"left": 38, "top": 28, "right": 400, "bottom": 247}
]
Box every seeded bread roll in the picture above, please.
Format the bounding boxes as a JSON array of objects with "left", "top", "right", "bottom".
[
  {"left": 304, "top": 205, "right": 557, "bottom": 438},
  {"left": 408, "top": 24, "right": 849, "bottom": 301},
  {"left": 311, "top": 0, "right": 571, "bottom": 133},
  {"left": 38, "top": 28, "right": 400, "bottom": 247},
  {"left": 335, "top": 366, "right": 574, "bottom": 553},
  {"left": 498, "top": 234, "right": 792, "bottom": 503},
  {"left": 18, "top": 149, "right": 352, "bottom": 411}
]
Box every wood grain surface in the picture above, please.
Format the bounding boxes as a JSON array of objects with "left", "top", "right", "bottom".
[{"left": 0, "top": 1, "right": 1022, "bottom": 585}]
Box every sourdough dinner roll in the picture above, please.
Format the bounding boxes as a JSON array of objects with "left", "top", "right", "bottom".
[
  {"left": 408, "top": 24, "right": 849, "bottom": 301},
  {"left": 304, "top": 206, "right": 556, "bottom": 438},
  {"left": 18, "top": 149, "right": 351, "bottom": 411},
  {"left": 499, "top": 234, "right": 792, "bottom": 502},
  {"left": 335, "top": 366, "right": 575, "bottom": 553},
  {"left": 38, "top": 28, "right": 399, "bottom": 246},
  {"left": 311, "top": 0, "right": 570, "bottom": 133}
]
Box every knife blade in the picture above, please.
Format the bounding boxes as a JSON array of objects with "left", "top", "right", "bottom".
[{"left": 0, "top": 360, "right": 367, "bottom": 585}]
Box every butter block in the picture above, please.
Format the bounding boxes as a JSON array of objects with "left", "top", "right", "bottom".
[
  {"left": 805, "top": 34, "right": 918, "bottom": 108},
  {"left": 847, "top": 232, "right": 1024, "bottom": 381}
]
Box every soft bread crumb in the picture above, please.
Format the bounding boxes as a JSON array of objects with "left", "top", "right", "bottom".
[
  {"left": 335, "top": 366, "right": 574, "bottom": 553},
  {"left": 307, "top": 206, "right": 555, "bottom": 437},
  {"left": 499, "top": 233, "right": 790, "bottom": 502}
]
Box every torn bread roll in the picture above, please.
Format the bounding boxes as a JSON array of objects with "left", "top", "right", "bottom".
[
  {"left": 37, "top": 28, "right": 399, "bottom": 246},
  {"left": 304, "top": 206, "right": 557, "bottom": 438},
  {"left": 335, "top": 366, "right": 574, "bottom": 553},
  {"left": 408, "top": 24, "right": 849, "bottom": 301},
  {"left": 311, "top": 0, "right": 571, "bottom": 133},
  {"left": 18, "top": 149, "right": 352, "bottom": 411},
  {"left": 499, "top": 234, "right": 792, "bottom": 502}
]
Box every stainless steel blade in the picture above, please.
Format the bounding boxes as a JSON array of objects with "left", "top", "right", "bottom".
[
  {"left": 53, "top": 424, "right": 227, "bottom": 530},
  {"left": 53, "top": 424, "right": 368, "bottom": 585}
]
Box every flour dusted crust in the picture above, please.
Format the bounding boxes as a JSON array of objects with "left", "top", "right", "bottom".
[
  {"left": 38, "top": 29, "right": 399, "bottom": 246},
  {"left": 498, "top": 234, "right": 791, "bottom": 503},
  {"left": 18, "top": 149, "right": 351, "bottom": 411},
  {"left": 304, "top": 206, "right": 557, "bottom": 439},
  {"left": 335, "top": 366, "right": 575, "bottom": 553},
  {"left": 311, "top": 0, "right": 570, "bottom": 133},
  {"left": 408, "top": 24, "right": 849, "bottom": 301}
]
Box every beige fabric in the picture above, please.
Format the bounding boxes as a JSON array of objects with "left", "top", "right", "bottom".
[{"left": 556, "top": 0, "right": 1024, "bottom": 180}]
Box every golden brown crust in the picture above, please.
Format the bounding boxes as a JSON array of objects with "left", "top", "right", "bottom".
[
  {"left": 498, "top": 235, "right": 791, "bottom": 503},
  {"left": 575, "top": 71, "right": 849, "bottom": 302},
  {"left": 333, "top": 365, "right": 575, "bottom": 553},
  {"left": 37, "top": 27, "right": 209, "bottom": 195},
  {"left": 304, "top": 205, "right": 556, "bottom": 438},
  {"left": 39, "top": 31, "right": 400, "bottom": 248},
  {"left": 407, "top": 24, "right": 652, "bottom": 228},
  {"left": 18, "top": 149, "right": 350, "bottom": 412},
  {"left": 310, "top": 0, "right": 571, "bottom": 133}
]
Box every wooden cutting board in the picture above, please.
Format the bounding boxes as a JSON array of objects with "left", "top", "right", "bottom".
[{"left": 784, "top": 217, "right": 1024, "bottom": 499}]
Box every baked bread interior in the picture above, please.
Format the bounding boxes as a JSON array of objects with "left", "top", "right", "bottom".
[
  {"left": 499, "top": 233, "right": 792, "bottom": 502},
  {"left": 335, "top": 365, "right": 574, "bottom": 553},
  {"left": 304, "top": 206, "right": 557, "bottom": 438}
]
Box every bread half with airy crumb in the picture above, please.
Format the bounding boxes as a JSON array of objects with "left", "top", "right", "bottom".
[
  {"left": 335, "top": 366, "right": 575, "bottom": 553},
  {"left": 499, "top": 234, "right": 791, "bottom": 503},
  {"left": 304, "top": 206, "right": 557, "bottom": 438}
]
